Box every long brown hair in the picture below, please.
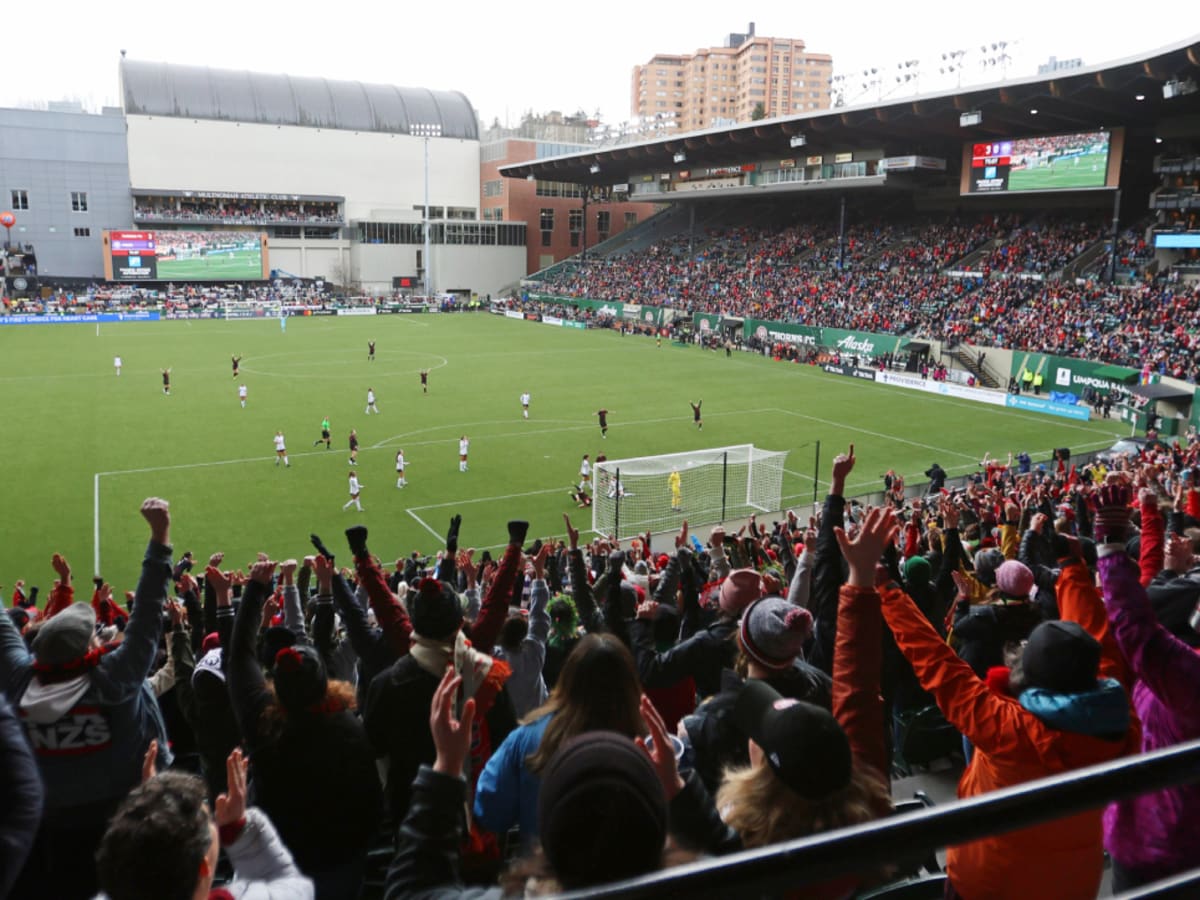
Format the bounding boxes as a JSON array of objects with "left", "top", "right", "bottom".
[
  {"left": 523, "top": 633, "right": 643, "bottom": 775},
  {"left": 716, "top": 758, "right": 891, "bottom": 848},
  {"left": 258, "top": 679, "right": 357, "bottom": 742}
]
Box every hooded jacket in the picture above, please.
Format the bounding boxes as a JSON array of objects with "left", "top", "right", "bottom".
[
  {"left": 881, "top": 560, "right": 1140, "bottom": 900},
  {"left": 0, "top": 540, "right": 173, "bottom": 820},
  {"left": 1098, "top": 549, "right": 1200, "bottom": 882}
]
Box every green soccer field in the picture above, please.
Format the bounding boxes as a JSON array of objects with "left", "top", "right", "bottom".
[
  {"left": 1007, "top": 151, "right": 1109, "bottom": 191},
  {"left": 0, "top": 314, "right": 1121, "bottom": 595},
  {"left": 156, "top": 248, "right": 263, "bottom": 281}
]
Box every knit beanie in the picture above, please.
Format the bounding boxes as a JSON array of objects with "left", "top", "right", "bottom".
[
  {"left": 259, "top": 626, "right": 297, "bottom": 669},
  {"left": 32, "top": 603, "right": 95, "bottom": 666},
  {"left": 903, "top": 556, "right": 931, "bottom": 585},
  {"left": 973, "top": 549, "right": 1006, "bottom": 587},
  {"left": 410, "top": 578, "right": 463, "bottom": 640},
  {"left": 272, "top": 645, "right": 328, "bottom": 712},
  {"left": 547, "top": 594, "right": 579, "bottom": 647},
  {"left": 1021, "top": 620, "right": 1101, "bottom": 694},
  {"left": 719, "top": 569, "right": 761, "bottom": 616},
  {"left": 739, "top": 597, "right": 814, "bottom": 670},
  {"left": 994, "top": 560, "right": 1035, "bottom": 599},
  {"left": 537, "top": 731, "right": 667, "bottom": 889}
]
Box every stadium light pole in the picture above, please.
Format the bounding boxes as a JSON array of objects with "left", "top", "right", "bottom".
[{"left": 413, "top": 122, "right": 442, "bottom": 299}]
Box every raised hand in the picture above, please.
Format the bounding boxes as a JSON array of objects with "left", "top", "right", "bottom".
[
  {"left": 833, "top": 506, "right": 900, "bottom": 587},
  {"left": 533, "top": 542, "right": 552, "bottom": 580},
  {"left": 1095, "top": 475, "right": 1134, "bottom": 544},
  {"left": 636, "top": 695, "right": 684, "bottom": 800},
  {"left": 141, "top": 739, "right": 159, "bottom": 783},
  {"left": 709, "top": 525, "right": 724, "bottom": 549},
  {"left": 831, "top": 443, "right": 856, "bottom": 484},
  {"left": 563, "top": 514, "right": 580, "bottom": 551},
  {"left": 430, "top": 668, "right": 476, "bottom": 778},
  {"left": 214, "top": 748, "right": 249, "bottom": 828},
  {"left": 250, "top": 560, "right": 277, "bottom": 586},
  {"left": 674, "top": 520, "right": 690, "bottom": 550},
  {"left": 140, "top": 498, "right": 171, "bottom": 545},
  {"left": 51, "top": 553, "right": 71, "bottom": 585},
  {"left": 208, "top": 552, "right": 225, "bottom": 569}
]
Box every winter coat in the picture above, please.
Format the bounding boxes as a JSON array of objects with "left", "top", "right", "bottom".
[
  {"left": 472, "top": 713, "right": 551, "bottom": 851},
  {"left": 0, "top": 693, "right": 42, "bottom": 898},
  {"left": 492, "top": 578, "right": 550, "bottom": 719},
  {"left": 881, "top": 561, "right": 1140, "bottom": 900},
  {"left": 0, "top": 540, "right": 173, "bottom": 821},
  {"left": 1099, "top": 549, "right": 1200, "bottom": 882},
  {"left": 951, "top": 599, "right": 1043, "bottom": 677},
  {"left": 228, "top": 579, "right": 383, "bottom": 874}
]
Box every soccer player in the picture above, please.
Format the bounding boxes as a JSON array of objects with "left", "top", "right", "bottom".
[
  {"left": 596, "top": 408, "right": 609, "bottom": 439},
  {"left": 113, "top": 355, "right": 122, "bottom": 377},
  {"left": 161, "top": 368, "right": 172, "bottom": 396},
  {"left": 238, "top": 383, "right": 248, "bottom": 408},
  {"left": 349, "top": 428, "right": 359, "bottom": 464},
  {"left": 395, "top": 449, "right": 407, "bottom": 488},
  {"left": 420, "top": 369, "right": 429, "bottom": 393},
  {"left": 313, "top": 416, "right": 331, "bottom": 449},
  {"left": 570, "top": 486, "right": 592, "bottom": 508},
  {"left": 520, "top": 391, "right": 531, "bottom": 419},
  {"left": 579, "top": 454, "right": 591, "bottom": 491},
  {"left": 273, "top": 431, "right": 289, "bottom": 467},
  {"left": 668, "top": 467, "right": 682, "bottom": 511},
  {"left": 280, "top": 311, "right": 287, "bottom": 333},
  {"left": 458, "top": 435, "right": 469, "bottom": 472},
  {"left": 343, "top": 470, "right": 364, "bottom": 511},
  {"left": 368, "top": 340, "right": 376, "bottom": 362},
  {"left": 691, "top": 399, "right": 703, "bottom": 430},
  {"left": 365, "top": 388, "right": 380, "bottom": 415},
  {"left": 232, "top": 354, "right": 242, "bottom": 377}
]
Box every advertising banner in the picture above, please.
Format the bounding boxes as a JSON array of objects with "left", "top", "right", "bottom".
[
  {"left": 0, "top": 311, "right": 160, "bottom": 325},
  {"left": 875, "top": 371, "right": 1009, "bottom": 407},
  {"left": 335, "top": 307, "right": 377, "bottom": 317},
  {"left": 744, "top": 318, "right": 820, "bottom": 347},
  {"left": 821, "top": 363, "right": 878, "bottom": 381},
  {"left": 818, "top": 328, "right": 905, "bottom": 358},
  {"left": 1011, "top": 352, "right": 1139, "bottom": 398},
  {"left": 694, "top": 313, "right": 722, "bottom": 335},
  {"left": 505, "top": 310, "right": 525, "bottom": 320},
  {"left": 1005, "top": 394, "right": 1092, "bottom": 421}
]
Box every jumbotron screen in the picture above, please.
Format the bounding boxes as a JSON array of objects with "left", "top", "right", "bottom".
[
  {"left": 103, "top": 230, "right": 270, "bottom": 281},
  {"left": 961, "top": 129, "right": 1122, "bottom": 194}
]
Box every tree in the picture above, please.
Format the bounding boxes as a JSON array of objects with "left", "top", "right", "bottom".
[{"left": 750, "top": 102, "right": 766, "bottom": 121}]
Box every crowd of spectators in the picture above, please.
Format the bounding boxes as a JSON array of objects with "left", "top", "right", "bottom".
[
  {"left": 4, "top": 437, "right": 1200, "bottom": 898},
  {"left": 134, "top": 199, "right": 343, "bottom": 225},
  {"left": 533, "top": 212, "right": 1200, "bottom": 378}
]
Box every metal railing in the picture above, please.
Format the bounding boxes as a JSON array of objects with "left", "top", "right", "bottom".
[{"left": 558, "top": 738, "right": 1200, "bottom": 899}]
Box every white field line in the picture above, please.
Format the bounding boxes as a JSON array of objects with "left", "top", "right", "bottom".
[
  {"left": 94, "top": 474, "right": 102, "bottom": 574},
  {"left": 405, "top": 509, "right": 444, "bottom": 543}
]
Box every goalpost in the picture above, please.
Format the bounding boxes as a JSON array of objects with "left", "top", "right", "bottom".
[{"left": 591, "top": 444, "right": 789, "bottom": 539}]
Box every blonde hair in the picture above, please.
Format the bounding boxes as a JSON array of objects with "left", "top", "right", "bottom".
[{"left": 716, "top": 757, "right": 891, "bottom": 849}]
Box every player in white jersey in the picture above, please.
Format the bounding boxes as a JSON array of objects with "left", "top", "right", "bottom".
[
  {"left": 520, "top": 391, "right": 531, "bottom": 419},
  {"left": 459, "top": 436, "right": 470, "bottom": 472},
  {"left": 579, "top": 454, "right": 591, "bottom": 491},
  {"left": 343, "top": 470, "right": 364, "bottom": 511},
  {"left": 395, "top": 450, "right": 407, "bottom": 488},
  {"left": 114, "top": 355, "right": 122, "bottom": 376},
  {"left": 273, "top": 431, "right": 289, "bottom": 467},
  {"left": 238, "top": 383, "right": 248, "bottom": 408},
  {"left": 365, "top": 388, "right": 380, "bottom": 415}
]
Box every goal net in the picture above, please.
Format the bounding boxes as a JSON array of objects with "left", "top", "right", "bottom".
[{"left": 591, "top": 444, "right": 788, "bottom": 539}]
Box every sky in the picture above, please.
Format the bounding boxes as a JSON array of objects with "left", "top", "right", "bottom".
[{"left": 4, "top": 1, "right": 1197, "bottom": 129}]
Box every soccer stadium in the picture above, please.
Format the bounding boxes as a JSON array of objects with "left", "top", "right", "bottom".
[{"left": 2, "top": 32, "right": 1200, "bottom": 900}]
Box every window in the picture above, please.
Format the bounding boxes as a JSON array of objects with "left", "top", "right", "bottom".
[
  {"left": 568, "top": 209, "right": 583, "bottom": 232},
  {"left": 539, "top": 209, "right": 555, "bottom": 231},
  {"left": 11, "top": 190, "right": 28, "bottom": 209},
  {"left": 597, "top": 211, "right": 611, "bottom": 234},
  {"left": 541, "top": 230, "right": 552, "bottom": 247},
  {"left": 569, "top": 232, "right": 580, "bottom": 247},
  {"left": 483, "top": 180, "right": 504, "bottom": 197},
  {"left": 73, "top": 227, "right": 91, "bottom": 237},
  {"left": 71, "top": 191, "right": 88, "bottom": 212},
  {"left": 624, "top": 212, "right": 638, "bottom": 229}
]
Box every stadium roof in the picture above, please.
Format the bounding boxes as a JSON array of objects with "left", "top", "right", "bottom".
[
  {"left": 500, "top": 35, "right": 1200, "bottom": 184},
  {"left": 120, "top": 59, "right": 479, "bottom": 140}
]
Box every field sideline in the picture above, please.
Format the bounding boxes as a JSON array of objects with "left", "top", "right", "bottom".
[{"left": 0, "top": 313, "right": 1122, "bottom": 592}]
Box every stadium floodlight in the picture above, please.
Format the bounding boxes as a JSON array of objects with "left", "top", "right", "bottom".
[
  {"left": 589, "top": 163, "right": 601, "bottom": 174},
  {"left": 960, "top": 110, "right": 982, "bottom": 127},
  {"left": 673, "top": 151, "right": 687, "bottom": 163},
  {"left": 790, "top": 134, "right": 807, "bottom": 148},
  {"left": 591, "top": 444, "right": 789, "bottom": 539}
]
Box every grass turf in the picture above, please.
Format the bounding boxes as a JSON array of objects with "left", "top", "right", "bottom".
[
  {"left": 1007, "top": 151, "right": 1109, "bottom": 191},
  {"left": 0, "top": 313, "right": 1122, "bottom": 594}
]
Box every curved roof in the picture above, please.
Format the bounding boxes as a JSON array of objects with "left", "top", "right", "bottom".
[{"left": 120, "top": 59, "right": 478, "bottom": 140}]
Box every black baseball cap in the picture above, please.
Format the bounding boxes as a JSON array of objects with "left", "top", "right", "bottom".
[{"left": 734, "top": 679, "right": 852, "bottom": 799}]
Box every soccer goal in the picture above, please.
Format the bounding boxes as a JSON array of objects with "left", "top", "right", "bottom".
[{"left": 591, "top": 444, "right": 789, "bottom": 539}]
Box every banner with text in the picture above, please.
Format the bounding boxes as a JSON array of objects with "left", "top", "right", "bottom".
[
  {"left": 744, "top": 318, "right": 821, "bottom": 347},
  {"left": 0, "top": 311, "right": 161, "bottom": 325},
  {"left": 1010, "top": 352, "right": 1140, "bottom": 398}
]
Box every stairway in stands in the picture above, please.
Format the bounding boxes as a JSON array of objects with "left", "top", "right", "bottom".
[{"left": 951, "top": 347, "right": 1002, "bottom": 389}]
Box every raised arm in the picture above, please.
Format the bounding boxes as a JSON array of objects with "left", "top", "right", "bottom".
[
  {"left": 348, "top": 527, "right": 413, "bottom": 657},
  {"left": 227, "top": 562, "right": 277, "bottom": 749},
  {"left": 469, "top": 521, "right": 528, "bottom": 652},
  {"left": 98, "top": 499, "right": 173, "bottom": 694},
  {"left": 809, "top": 445, "right": 854, "bottom": 675}
]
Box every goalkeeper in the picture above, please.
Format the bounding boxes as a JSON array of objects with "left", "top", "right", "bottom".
[{"left": 668, "top": 467, "right": 682, "bottom": 511}]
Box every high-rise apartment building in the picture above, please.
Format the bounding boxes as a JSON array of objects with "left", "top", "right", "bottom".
[{"left": 631, "top": 23, "right": 833, "bottom": 132}]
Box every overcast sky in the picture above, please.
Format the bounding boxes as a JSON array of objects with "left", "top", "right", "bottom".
[{"left": 4, "top": 2, "right": 1196, "bottom": 128}]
